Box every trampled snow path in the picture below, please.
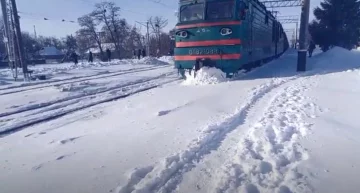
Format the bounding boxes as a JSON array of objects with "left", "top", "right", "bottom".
[
  {"left": 0, "top": 65, "right": 170, "bottom": 95},
  {"left": 115, "top": 64, "right": 327, "bottom": 193},
  {"left": 0, "top": 72, "right": 179, "bottom": 136},
  {"left": 213, "top": 80, "right": 322, "bottom": 193},
  {"left": 115, "top": 77, "right": 302, "bottom": 193}
]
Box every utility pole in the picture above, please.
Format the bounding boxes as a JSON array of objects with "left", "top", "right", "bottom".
[
  {"left": 10, "top": 0, "right": 28, "bottom": 79},
  {"left": 136, "top": 20, "right": 150, "bottom": 57},
  {"left": 146, "top": 21, "right": 150, "bottom": 57},
  {"left": 295, "top": 22, "right": 298, "bottom": 48},
  {"left": 297, "top": 0, "right": 310, "bottom": 72},
  {"left": 33, "top": 25, "right": 37, "bottom": 39},
  {"left": 155, "top": 24, "right": 160, "bottom": 56},
  {"left": 1, "top": 0, "right": 18, "bottom": 80},
  {"left": 1, "top": 0, "right": 10, "bottom": 53}
]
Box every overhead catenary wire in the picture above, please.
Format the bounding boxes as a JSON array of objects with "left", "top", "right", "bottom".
[
  {"left": 18, "top": 11, "right": 77, "bottom": 23},
  {"left": 64, "top": 0, "right": 151, "bottom": 16},
  {"left": 147, "top": 0, "right": 176, "bottom": 10},
  {"left": 19, "top": 0, "right": 174, "bottom": 25}
]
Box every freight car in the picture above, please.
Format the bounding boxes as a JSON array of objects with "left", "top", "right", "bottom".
[{"left": 174, "top": 0, "right": 289, "bottom": 78}]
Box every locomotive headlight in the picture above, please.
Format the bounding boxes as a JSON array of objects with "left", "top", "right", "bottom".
[
  {"left": 177, "top": 30, "right": 188, "bottom": 38},
  {"left": 220, "top": 28, "right": 232, "bottom": 36}
]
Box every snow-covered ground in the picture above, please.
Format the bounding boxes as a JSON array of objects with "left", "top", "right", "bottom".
[
  {"left": 0, "top": 57, "right": 170, "bottom": 88},
  {"left": 1, "top": 48, "right": 360, "bottom": 193}
]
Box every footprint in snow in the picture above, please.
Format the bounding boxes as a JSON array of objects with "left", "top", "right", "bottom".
[
  {"left": 245, "top": 184, "right": 260, "bottom": 193},
  {"left": 259, "top": 161, "right": 273, "bottom": 174},
  {"left": 158, "top": 110, "right": 172, "bottom": 116},
  {"left": 60, "top": 136, "right": 82, "bottom": 145},
  {"left": 56, "top": 155, "right": 66, "bottom": 160},
  {"left": 278, "top": 186, "right": 293, "bottom": 193},
  {"left": 56, "top": 152, "right": 77, "bottom": 161},
  {"left": 32, "top": 164, "right": 43, "bottom": 171},
  {"left": 24, "top": 133, "right": 34, "bottom": 137},
  {"left": 39, "top": 131, "right": 47, "bottom": 135}
]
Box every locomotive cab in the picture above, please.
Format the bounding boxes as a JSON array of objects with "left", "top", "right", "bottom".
[
  {"left": 175, "top": 0, "right": 248, "bottom": 78},
  {"left": 175, "top": 0, "right": 287, "bottom": 78}
]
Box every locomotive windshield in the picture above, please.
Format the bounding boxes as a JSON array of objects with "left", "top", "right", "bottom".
[
  {"left": 180, "top": 3, "right": 204, "bottom": 22},
  {"left": 206, "top": 1, "right": 234, "bottom": 19}
]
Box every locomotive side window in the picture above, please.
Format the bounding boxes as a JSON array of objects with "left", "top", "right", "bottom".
[
  {"left": 207, "top": 1, "right": 234, "bottom": 19},
  {"left": 180, "top": 3, "right": 204, "bottom": 22}
]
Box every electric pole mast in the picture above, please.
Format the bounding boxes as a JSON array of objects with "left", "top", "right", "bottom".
[
  {"left": 1, "top": 0, "right": 19, "bottom": 80},
  {"left": 10, "top": 0, "right": 28, "bottom": 79},
  {"left": 1, "top": 0, "right": 10, "bottom": 54}
]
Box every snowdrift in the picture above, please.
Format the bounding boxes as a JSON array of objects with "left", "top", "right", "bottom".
[
  {"left": 121, "top": 57, "right": 171, "bottom": 66},
  {"left": 158, "top": 56, "right": 175, "bottom": 64},
  {"left": 182, "top": 67, "right": 228, "bottom": 86},
  {"left": 138, "top": 57, "right": 170, "bottom": 66},
  {"left": 310, "top": 46, "right": 360, "bottom": 73}
]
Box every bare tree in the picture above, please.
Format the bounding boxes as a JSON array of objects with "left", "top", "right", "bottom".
[
  {"left": 77, "top": 14, "right": 104, "bottom": 59},
  {"left": 64, "top": 35, "right": 78, "bottom": 53},
  {"left": 92, "top": 1, "right": 122, "bottom": 58},
  {"left": 148, "top": 16, "right": 168, "bottom": 56},
  {"left": 76, "top": 31, "right": 94, "bottom": 56},
  {"left": 37, "top": 36, "right": 64, "bottom": 50},
  {"left": 123, "top": 26, "right": 143, "bottom": 57}
]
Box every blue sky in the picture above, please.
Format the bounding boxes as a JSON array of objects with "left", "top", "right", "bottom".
[{"left": 17, "top": 0, "right": 321, "bottom": 38}]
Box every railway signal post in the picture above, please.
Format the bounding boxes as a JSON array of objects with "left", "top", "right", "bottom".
[{"left": 297, "top": 0, "right": 310, "bottom": 72}]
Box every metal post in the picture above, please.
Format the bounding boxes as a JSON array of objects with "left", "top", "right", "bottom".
[
  {"left": 157, "top": 25, "right": 160, "bottom": 56},
  {"left": 10, "top": 0, "right": 27, "bottom": 79},
  {"left": 33, "top": 25, "right": 37, "bottom": 39},
  {"left": 295, "top": 22, "right": 298, "bottom": 49},
  {"left": 146, "top": 21, "right": 150, "bottom": 57},
  {"left": 1, "top": 0, "right": 10, "bottom": 54},
  {"left": 297, "top": 0, "right": 310, "bottom": 72}
]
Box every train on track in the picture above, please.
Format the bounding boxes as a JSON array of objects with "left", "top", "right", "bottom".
[{"left": 174, "top": 0, "right": 289, "bottom": 78}]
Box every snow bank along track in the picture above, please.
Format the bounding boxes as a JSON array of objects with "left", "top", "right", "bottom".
[
  {"left": 0, "top": 65, "right": 171, "bottom": 95},
  {"left": 0, "top": 71, "right": 180, "bottom": 137}
]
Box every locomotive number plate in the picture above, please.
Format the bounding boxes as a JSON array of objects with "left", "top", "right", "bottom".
[{"left": 189, "top": 48, "right": 219, "bottom": 55}]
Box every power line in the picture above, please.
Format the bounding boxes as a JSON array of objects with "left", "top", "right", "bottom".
[
  {"left": 260, "top": 0, "right": 302, "bottom": 8},
  {"left": 18, "top": 11, "right": 77, "bottom": 23},
  {"left": 146, "top": 0, "right": 176, "bottom": 10},
  {"left": 63, "top": 0, "right": 151, "bottom": 16}
]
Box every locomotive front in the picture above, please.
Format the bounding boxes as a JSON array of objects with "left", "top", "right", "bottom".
[{"left": 175, "top": 0, "right": 248, "bottom": 78}]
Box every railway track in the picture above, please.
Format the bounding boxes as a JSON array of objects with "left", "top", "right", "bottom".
[
  {"left": 0, "top": 71, "right": 180, "bottom": 137},
  {"left": 0, "top": 65, "right": 171, "bottom": 96}
]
